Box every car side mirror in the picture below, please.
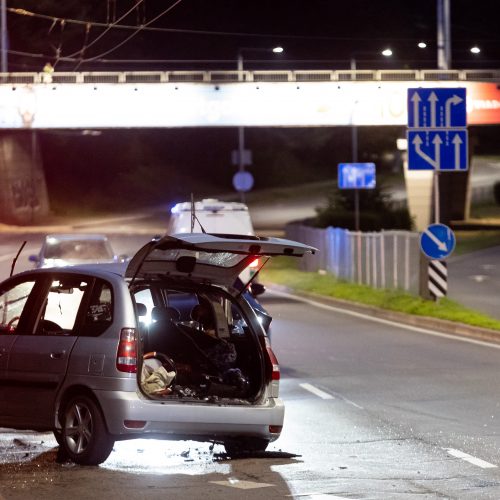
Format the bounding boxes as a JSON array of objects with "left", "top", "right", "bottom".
[{"left": 250, "top": 282, "right": 265, "bottom": 297}]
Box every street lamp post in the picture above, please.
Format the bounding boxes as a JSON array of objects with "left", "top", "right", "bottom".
[
  {"left": 349, "top": 50, "right": 391, "bottom": 230},
  {"left": 1, "top": 0, "right": 7, "bottom": 72},
  {"left": 235, "top": 46, "right": 283, "bottom": 203}
]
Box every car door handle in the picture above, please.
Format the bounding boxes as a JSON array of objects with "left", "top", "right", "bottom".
[{"left": 50, "top": 351, "right": 66, "bottom": 360}]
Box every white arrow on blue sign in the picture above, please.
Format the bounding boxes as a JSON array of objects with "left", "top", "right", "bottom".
[
  {"left": 407, "top": 88, "right": 466, "bottom": 129},
  {"left": 338, "top": 163, "right": 376, "bottom": 189},
  {"left": 407, "top": 129, "right": 468, "bottom": 171},
  {"left": 420, "top": 223, "right": 456, "bottom": 260}
]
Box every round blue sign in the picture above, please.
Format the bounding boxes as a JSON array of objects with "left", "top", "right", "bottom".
[
  {"left": 232, "top": 171, "right": 254, "bottom": 192},
  {"left": 420, "top": 223, "right": 456, "bottom": 260}
]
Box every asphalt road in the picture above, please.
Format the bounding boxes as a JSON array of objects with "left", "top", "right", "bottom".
[
  {"left": 2, "top": 240, "right": 500, "bottom": 497},
  {"left": 448, "top": 246, "right": 500, "bottom": 320}
]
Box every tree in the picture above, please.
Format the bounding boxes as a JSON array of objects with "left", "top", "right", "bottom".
[{"left": 313, "top": 181, "right": 413, "bottom": 231}]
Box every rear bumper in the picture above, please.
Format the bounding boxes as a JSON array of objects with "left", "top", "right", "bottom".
[{"left": 96, "top": 390, "right": 285, "bottom": 441}]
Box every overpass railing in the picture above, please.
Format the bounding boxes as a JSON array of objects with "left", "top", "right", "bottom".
[
  {"left": 2, "top": 69, "right": 500, "bottom": 85},
  {"left": 286, "top": 223, "right": 421, "bottom": 295}
]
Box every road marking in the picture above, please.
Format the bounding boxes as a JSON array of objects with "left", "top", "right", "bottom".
[
  {"left": 269, "top": 289, "right": 500, "bottom": 351},
  {"left": 470, "top": 274, "right": 489, "bottom": 283},
  {"left": 444, "top": 448, "right": 497, "bottom": 469},
  {"left": 288, "top": 494, "right": 351, "bottom": 499},
  {"left": 210, "top": 479, "right": 273, "bottom": 489},
  {"left": 299, "top": 383, "right": 334, "bottom": 400}
]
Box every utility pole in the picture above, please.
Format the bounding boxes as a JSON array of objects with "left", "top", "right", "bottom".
[
  {"left": 1, "top": 0, "right": 7, "bottom": 72},
  {"left": 437, "top": 0, "right": 451, "bottom": 70}
]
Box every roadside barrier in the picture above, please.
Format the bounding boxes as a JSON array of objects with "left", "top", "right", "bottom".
[{"left": 286, "top": 224, "right": 421, "bottom": 294}]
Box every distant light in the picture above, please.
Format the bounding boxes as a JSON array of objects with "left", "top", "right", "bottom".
[
  {"left": 272, "top": 46, "right": 284, "bottom": 53},
  {"left": 418, "top": 42, "right": 427, "bottom": 49},
  {"left": 470, "top": 46, "right": 481, "bottom": 54},
  {"left": 381, "top": 48, "right": 393, "bottom": 57},
  {"left": 396, "top": 138, "right": 408, "bottom": 151}
]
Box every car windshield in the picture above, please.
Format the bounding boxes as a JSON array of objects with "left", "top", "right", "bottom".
[{"left": 45, "top": 240, "right": 113, "bottom": 260}]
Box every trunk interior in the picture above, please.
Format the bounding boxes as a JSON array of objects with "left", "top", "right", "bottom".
[{"left": 133, "top": 283, "right": 264, "bottom": 403}]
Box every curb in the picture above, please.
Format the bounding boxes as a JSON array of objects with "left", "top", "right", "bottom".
[{"left": 267, "top": 284, "right": 500, "bottom": 345}]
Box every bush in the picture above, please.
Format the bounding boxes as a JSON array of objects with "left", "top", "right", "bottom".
[{"left": 312, "top": 183, "right": 413, "bottom": 231}]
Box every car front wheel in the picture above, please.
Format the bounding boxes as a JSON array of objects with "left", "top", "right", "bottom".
[{"left": 61, "top": 395, "right": 114, "bottom": 465}]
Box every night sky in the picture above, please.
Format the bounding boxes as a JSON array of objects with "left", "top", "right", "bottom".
[{"left": 7, "top": 0, "right": 500, "bottom": 72}]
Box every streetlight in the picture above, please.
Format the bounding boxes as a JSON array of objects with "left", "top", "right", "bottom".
[
  {"left": 418, "top": 42, "right": 428, "bottom": 49},
  {"left": 235, "top": 46, "right": 284, "bottom": 202},
  {"left": 237, "top": 46, "right": 284, "bottom": 72},
  {"left": 470, "top": 46, "right": 481, "bottom": 54},
  {"left": 350, "top": 48, "right": 393, "bottom": 70}
]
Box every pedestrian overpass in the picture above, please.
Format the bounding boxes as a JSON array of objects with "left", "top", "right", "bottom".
[
  {"left": 0, "top": 68, "right": 499, "bottom": 225},
  {"left": 2, "top": 69, "right": 500, "bottom": 128}
]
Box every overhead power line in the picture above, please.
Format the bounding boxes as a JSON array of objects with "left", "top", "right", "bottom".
[{"left": 10, "top": 7, "right": 500, "bottom": 43}]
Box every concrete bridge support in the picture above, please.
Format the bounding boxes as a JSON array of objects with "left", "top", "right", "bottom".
[{"left": 0, "top": 132, "right": 50, "bottom": 224}]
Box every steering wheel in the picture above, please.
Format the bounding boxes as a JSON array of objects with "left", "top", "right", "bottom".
[{"left": 6, "top": 316, "right": 20, "bottom": 332}]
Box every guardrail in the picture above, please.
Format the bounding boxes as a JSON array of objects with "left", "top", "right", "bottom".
[
  {"left": 286, "top": 224, "right": 421, "bottom": 294},
  {"left": 1, "top": 69, "right": 500, "bottom": 85}
]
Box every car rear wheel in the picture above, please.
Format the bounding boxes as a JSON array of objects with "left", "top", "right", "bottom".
[
  {"left": 223, "top": 437, "right": 269, "bottom": 455},
  {"left": 61, "top": 395, "right": 114, "bottom": 465}
]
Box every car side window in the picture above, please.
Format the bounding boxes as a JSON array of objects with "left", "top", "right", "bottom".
[
  {"left": 0, "top": 280, "right": 36, "bottom": 334},
  {"left": 81, "top": 280, "right": 113, "bottom": 337},
  {"left": 37, "top": 278, "right": 89, "bottom": 335},
  {"left": 134, "top": 287, "right": 154, "bottom": 326}
]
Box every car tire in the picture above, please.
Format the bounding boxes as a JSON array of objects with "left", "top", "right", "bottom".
[
  {"left": 223, "top": 437, "right": 269, "bottom": 455},
  {"left": 60, "top": 394, "right": 115, "bottom": 465}
]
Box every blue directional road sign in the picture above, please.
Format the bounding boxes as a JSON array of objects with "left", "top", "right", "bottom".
[
  {"left": 338, "top": 163, "right": 376, "bottom": 189},
  {"left": 407, "top": 88, "right": 468, "bottom": 171},
  {"left": 408, "top": 88, "right": 466, "bottom": 129},
  {"left": 420, "top": 223, "right": 456, "bottom": 260},
  {"left": 407, "top": 129, "right": 468, "bottom": 171}
]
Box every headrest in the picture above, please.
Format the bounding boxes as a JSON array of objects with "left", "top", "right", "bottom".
[
  {"left": 151, "top": 306, "right": 180, "bottom": 322},
  {"left": 135, "top": 302, "right": 147, "bottom": 316}
]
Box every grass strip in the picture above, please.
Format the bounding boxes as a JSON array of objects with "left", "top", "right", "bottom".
[{"left": 261, "top": 257, "right": 500, "bottom": 331}]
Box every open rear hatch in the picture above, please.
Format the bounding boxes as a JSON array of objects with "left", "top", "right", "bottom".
[{"left": 129, "top": 234, "right": 316, "bottom": 403}]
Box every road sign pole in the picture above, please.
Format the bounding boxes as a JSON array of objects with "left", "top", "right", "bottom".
[
  {"left": 434, "top": 170, "right": 440, "bottom": 224},
  {"left": 354, "top": 189, "right": 360, "bottom": 231}
]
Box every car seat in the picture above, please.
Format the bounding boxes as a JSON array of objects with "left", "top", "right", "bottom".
[{"left": 146, "top": 306, "right": 181, "bottom": 356}]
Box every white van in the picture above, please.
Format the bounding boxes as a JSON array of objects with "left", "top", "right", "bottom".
[
  {"left": 168, "top": 199, "right": 257, "bottom": 285},
  {"left": 168, "top": 199, "right": 255, "bottom": 236}
]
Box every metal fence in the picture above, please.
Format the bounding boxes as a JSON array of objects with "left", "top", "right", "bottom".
[
  {"left": 286, "top": 224, "right": 421, "bottom": 294},
  {"left": 1, "top": 68, "right": 500, "bottom": 85}
]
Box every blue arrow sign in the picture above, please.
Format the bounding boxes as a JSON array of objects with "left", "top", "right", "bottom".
[
  {"left": 338, "top": 163, "right": 376, "bottom": 189},
  {"left": 407, "top": 129, "right": 468, "bottom": 171},
  {"left": 420, "top": 223, "right": 456, "bottom": 260},
  {"left": 408, "top": 88, "right": 467, "bottom": 128}
]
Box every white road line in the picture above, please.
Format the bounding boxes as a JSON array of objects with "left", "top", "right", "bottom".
[
  {"left": 445, "top": 448, "right": 497, "bottom": 469},
  {"left": 299, "top": 383, "right": 334, "bottom": 400},
  {"left": 288, "top": 494, "right": 351, "bottom": 499},
  {"left": 269, "top": 289, "right": 500, "bottom": 351}
]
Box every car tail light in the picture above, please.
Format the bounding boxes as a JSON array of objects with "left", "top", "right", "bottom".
[
  {"left": 259, "top": 336, "right": 280, "bottom": 382},
  {"left": 269, "top": 425, "right": 282, "bottom": 434},
  {"left": 116, "top": 328, "right": 138, "bottom": 373},
  {"left": 249, "top": 257, "right": 259, "bottom": 268}
]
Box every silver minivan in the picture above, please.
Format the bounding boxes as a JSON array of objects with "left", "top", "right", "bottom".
[{"left": 0, "top": 234, "right": 315, "bottom": 465}]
